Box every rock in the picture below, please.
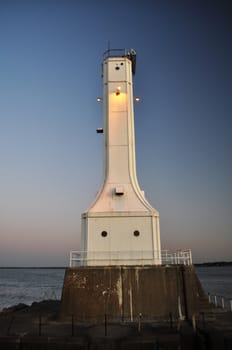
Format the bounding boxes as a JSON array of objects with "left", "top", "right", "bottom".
[
  {"left": 1, "top": 300, "right": 60, "bottom": 316},
  {"left": 2, "top": 303, "right": 29, "bottom": 313}
]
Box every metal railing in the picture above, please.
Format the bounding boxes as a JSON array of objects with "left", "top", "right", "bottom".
[
  {"left": 69, "top": 249, "right": 192, "bottom": 267},
  {"left": 162, "top": 249, "right": 192, "bottom": 266},
  {"left": 208, "top": 293, "right": 232, "bottom": 311},
  {"left": 102, "top": 48, "right": 137, "bottom": 74},
  {"left": 103, "top": 48, "right": 132, "bottom": 60}
]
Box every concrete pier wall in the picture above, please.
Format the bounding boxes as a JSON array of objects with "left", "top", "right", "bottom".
[{"left": 60, "top": 265, "right": 208, "bottom": 321}]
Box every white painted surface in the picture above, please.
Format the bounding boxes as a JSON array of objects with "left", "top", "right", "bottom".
[{"left": 81, "top": 51, "right": 161, "bottom": 265}]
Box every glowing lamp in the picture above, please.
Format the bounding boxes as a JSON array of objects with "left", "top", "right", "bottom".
[{"left": 116, "top": 86, "right": 121, "bottom": 96}]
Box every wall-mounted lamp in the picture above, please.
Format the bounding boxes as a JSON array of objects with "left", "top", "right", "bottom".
[
  {"left": 115, "top": 86, "right": 121, "bottom": 96},
  {"left": 134, "top": 96, "right": 140, "bottom": 102},
  {"left": 96, "top": 97, "right": 102, "bottom": 102}
]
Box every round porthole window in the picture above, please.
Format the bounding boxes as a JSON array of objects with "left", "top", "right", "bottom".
[
  {"left": 115, "top": 66, "right": 120, "bottom": 70},
  {"left": 134, "top": 230, "right": 140, "bottom": 237},
  {"left": 101, "top": 231, "right": 108, "bottom": 237}
]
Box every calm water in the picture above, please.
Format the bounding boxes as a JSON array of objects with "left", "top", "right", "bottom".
[
  {"left": 0, "top": 268, "right": 65, "bottom": 310},
  {"left": 0, "top": 266, "right": 231, "bottom": 311},
  {"left": 196, "top": 266, "right": 232, "bottom": 300}
]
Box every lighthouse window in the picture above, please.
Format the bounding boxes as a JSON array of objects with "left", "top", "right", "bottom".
[
  {"left": 134, "top": 230, "right": 140, "bottom": 237},
  {"left": 101, "top": 231, "right": 108, "bottom": 237},
  {"left": 115, "top": 66, "right": 120, "bottom": 70}
]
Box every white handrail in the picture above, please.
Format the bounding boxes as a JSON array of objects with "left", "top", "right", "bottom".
[
  {"left": 69, "top": 249, "right": 192, "bottom": 267},
  {"left": 208, "top": 292, "right": 232, "bottom": 311}
]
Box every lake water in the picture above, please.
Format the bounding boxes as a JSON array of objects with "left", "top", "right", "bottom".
[
  {"left": 0, "top": 266, "right": 231, "bottom": 311},
  {"left": 0, "top": 268, "right": 65, "bottom": 310},
  {"left": 196, "top": 266, "right": 232, "bottom": 300}
]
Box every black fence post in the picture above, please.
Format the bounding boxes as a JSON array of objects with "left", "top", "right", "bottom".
[
  {"left": 38, "top": 315, "right": 42, "bottom": 336},
  {"left": 71, "top": 314, "right": 74, "bottom": 336},
  {"left": 104, "top": 314, "right": 107, "bottom": 336},
  {"left": 169, "top": 312, "right": 173, "bottom": 329},
  {"left": 138, "top": 313, "right": 142, "bottom": 333},
  {"left": 180, "top": 265, "right": 189, "bottom": 321},
  {"left": 7, "top": 316, "right": 14, "bottom": 335}
]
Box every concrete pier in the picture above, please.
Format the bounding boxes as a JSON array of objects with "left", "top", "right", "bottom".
[
  {"left": 60, "top": 265, "right": 208, "bottom": 322},
  {"left": 1, "top": 299, "right": 232, "bottom": 350}
]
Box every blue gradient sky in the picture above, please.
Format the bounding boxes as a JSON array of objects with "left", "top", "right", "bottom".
[{"left": 0, "top": 0, "right": 231, "bottom": 266}]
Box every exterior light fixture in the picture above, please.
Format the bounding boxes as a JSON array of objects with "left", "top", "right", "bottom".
[
  {"left": 135, "top": 96, "right": 140, "bottom": 102},
  {"left": 116, "top": 86, "right": 121, "bottom": 96},
  {"left": 96, "top": 97, "right": 102, "bottom": 102}
]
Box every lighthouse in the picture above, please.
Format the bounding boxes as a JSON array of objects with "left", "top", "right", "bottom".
[
  {"left": 81, "top": 49, "right": 161, "bottom": 265},
  {"left": 61, "top": 50, "right": 199, "bottom": 323}
]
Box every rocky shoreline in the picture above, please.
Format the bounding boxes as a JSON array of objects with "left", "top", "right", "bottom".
[{"left": 1, "top": 300, "right": 60, "bottom": 316}]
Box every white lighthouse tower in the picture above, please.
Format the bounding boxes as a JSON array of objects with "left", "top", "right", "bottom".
[
  {"left": 62, "top": 50, "right": 195, "bottom": 323},
  {"left": 81, "top": 49, "right": 161, "bottom": 265}
]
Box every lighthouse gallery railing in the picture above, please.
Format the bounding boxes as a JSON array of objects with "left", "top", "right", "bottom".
[{"left": 69, "top": 249, "right": 192, "bottom": 267}]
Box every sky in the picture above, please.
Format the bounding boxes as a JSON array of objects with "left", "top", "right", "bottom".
[{"left": 0, "top": 0, "right": 231, "bottom": 266}]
